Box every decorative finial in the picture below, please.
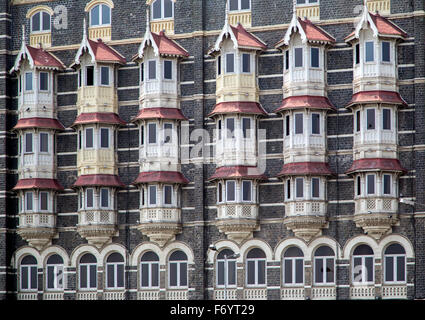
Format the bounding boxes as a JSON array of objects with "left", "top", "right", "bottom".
[
  {"left": 146, "top": 6, "right": 150, "bottom": 32},
  {"left": 83, "top": 18, "right": 87, "bottom": 40},
  {"left": 293, "top": 0, "right": 297, "bottom": 17},
  {"left": 22, "top": 25, "right": 26, "bottom": 45},
  {"left": 225, "top": 0, "right": 229, "bottom": 25}
]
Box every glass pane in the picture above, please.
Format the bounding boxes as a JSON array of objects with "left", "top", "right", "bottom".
[
  {"left": 102, "top": 4, "right": 111, "bottom": 24},
  {"left": 217, "top": 261, "right": 224, "bottom": 285},
  {"left": 247, "top": 248, "right": 266, "bottom": 258},
  {"left": 101, "top": 67, "right": 109, "bottom": 85},
  {"left": 164, "top": 0, "right": 173, "bottom": 18},
  {"left": 86, "top": 66, "right": 94, "bottom": 86},
  {"left": 296, "top": 178, "right": 303, "bottom": 198},
  {"left": 297, "top": 0, "right": 306, "bottom": 4},
  {"left": 47, "top": 254, "right": 63, "bottom": 264},
  {"left": 227, "top": 181, "right": 235, "bottom": 201},
  {"left": 366, "top": 257, "right": 373, "bottom": 282},
  {"left": 226, "top": 53, "right": 234, "bottom": 73},
  {"left": 247, "top": 260, "right": 255, "bottom": 285},
  {"left": 42, "top": 12, "right": 50, "bottom": 31},
  {"left": 385, "top": 244, "right": 405, "bottom": 255},
  {"left": 315, "top": 258, "right": 323, "bottom": 283},
  {"left": 397, "top": 256, "right": 405, "bottom": 282},
  {"left": 357, "top": 176, "right": 361, "bottom": 195},
  {"left": 284, "top": 260, "right": 292, "bottom": 284},
  {"left": 91, "top": 5, "right": 100, "bottom": 26},
  {"left": 26, "top": 73, "right": 33, "bottom": 91},
  {"left": 164, "top": 185, "right": 172, "bottom": 204},
  {"left": 117, "top": 264, "right": 124, "bottom": 287},
  {"left": 101, "top": 128, "right": 109, "bottom": 148},
  {"left": 107, "top": 264, "right": 114, "bottom": 288},
  {"left": 284, "top": 247, "right": 303, "bottom": 257},
  {"left": 312, "top": 178, "right": 319, "bottom": 198},
  {"left": 242, "top": 181, "right": 251, "bottom": 201},
  {"left": 57, "top": 267, "right": 63, "bottom": 288},
  {"left": 141, "top": 264, "right": 149, "bottom": 287},
  {"left": 383, "top": 175, "right": 391, "bottom": 195},
  {"left": 152, "top": 263, "right": 159, "bottom": 287},
  {"left": 169, "top": 263, "right": 177, "bottom": 286},
  {"left": 148, "top": 123, "right": 157, "bottom": 144},
  {"left": 367, "top": 175, "right": 375, "bottom": 195},
  {"left": 295, "top": 114, "right": 303, "bottom": 134},
  {"left": 354, "top": 244, "right": 374, "bottom": 255},
  {"left": 153, "top": 0, "right": 162, "bottom": 19},
  {"left": 295, "top": 259, "right": 303, "bottom": 284},
  {"left": 40, "top": 72, "right": 48, "bottom": 91},
  {"left": 80, "top": 265, "right": 87, "bottom": 288},
  {"left": 312, "top": 113, "right": 320, "bottom": 134},
  {"left": 217, "top": 56, "right": 221, "bottom": 75},
  {"left": 226, "top": 118, "right": 235, "bottom": 138},
  {"left": 170, "top": 251, "right": 187, "bottom": 261},
  {"left": 40, "top": 132, "right": 48, "bottom": 152},
  {"left": 355, "top": 44, "right": 360, "bottom": 64},
  {"left": 356, "top": 111, "right": 361, "bottom": 131},
  {"left": 242, "top": 118, "right": 251, "bottom": 138},
  {"left": 30, "top": 267, "right": 37, "bottom": 289},
  {"left": 40, "top": 192, "right": 48, "bottom": 210},
  {"left": 86, "top": 189, "right": 93, "bottom": 208},
  {"left": 326, "top": 258, "right": 334, "bottom": 283},
  {"left": 286, "top": 180, "right": 291, "bottom": 199},
  {"left": 315, "top": 246, "right": 334, "bottom": 257},
  {"left": 32, "top": 13, "right": 41, "bottom": 32},
  {"left": 383, "top": 109, "right": 391, "bottom": 130},
  {"left": 285, "top": 50, "right": 289, "bottom": 70},
  {"left": 382, "top": 42, "right": 390, "bottom": 62},
  {"left": 228, "top": 261, "right": 236, "bottom": 285},
  {"left": 85, "top": 129, "right": 93, "bottom": 148},
  {"left": 367, "top": 109, "right": 375, "bottom": 129},
  {"left": 149, "top": 186, "right": 156, "bottom": 205},
  {"left": 285, "top": 115, "right": 290, "bottom": 135},
  {"left": 101, "top": 189, "right": 109, "bottom": 207},
  {"left": 241, "top": 0, "right": 250, "bottom": 10},
  {"left": 90, "top": 265, "right": 97, "bottom": 288},
  {"left": 258, "top": 260, "right": 265, "bottom": 285},
  {"left": 164, "top": 60, "right": 172, "bottom": 79},
  {"left": 229, "top": 0, "right": 238, "bottom": 11},
  {"left": 365, "top": 41, "right": 374, "bottom": 62},
  {"left": 164, "top": 123, "right": 172, "bottom": 143},
  {"left": 311, "top": 47, "right": 319, "bottom": 67},
  {"left": 26, "top": 192, "right": 33, "bottom": 211},
  {"left": 294, "top": 48, "right": 303, "bottom": 67},
  {"left": 149, "top": 61, "right": 156, "bottom": 79},
  {"left": 242, "top": 54, "right": 250, "bottom": 73},
  {"left": 385, "top": 256, "right": 394, "bottom": 282},
  {"left": 21, "top": 267, "right": 28, "bottom": 289}
]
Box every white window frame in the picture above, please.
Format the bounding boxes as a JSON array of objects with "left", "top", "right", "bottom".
[
  {"left": 241, "top": 180, "right": 252, "bottom": 202},
  {"left": 352, "top": 255, "right": 374, "bottom": 285},
  {"left": 228, "top": 0, "right": 251, "bottom": 12},
  {"left": 295, "top": 177, "right": 304, "bottom": 199},
  {"left": 381, "top": 41, "right": 391, "bottom": 63},
  {"left": 79, "top": 262, "right": 97, "bottom": 290},
  {"left": 85, "top": 128, "right": 95, "bottom": 149},
  {"left": 20, "top": 261, "right": 38, "bottom": 291},
  {"left": 39, "top": 72, "right": 49, "bottom": 91},
  {"left": 216, "top": 254, "right": 237, "bottom": 288},
  {"left": 168, "top": 259, "right": 188, "bottom": 289},
  {"left": 148, "top": 185, "right": 157, "bottom": 206},
  {"left": 226, "top": 180, "right": 236, "bottom": 203},
  {"left": 383, "top": 251, "right": 406, "bottom": 284},
  {"left": 25, "top": 72, "right": 33, "bottom": 91},
  {"left": 163, "top": 185, "right": 173, "bottom": 206},
  {"left": 100, "top": 188, "right": 110, "bottom": 209},
  {"left": 311, "top": 177, "right": 320, "bottom": 199},
  {"left": 225, "top": 53, "right": 235, "bottom": 74},
  {"left": 366, "top": 174, "right": 376, "bottom": 195},
  {"left": 311, "top": 113, "right": 320, "bottom": 135},
  {"left": 99, "top": 127, "right": 110, "bottom": 149},
  {"left": 294, "top": 47, "right": 303, "bottom": 68},
  {"left": 163, "top": 122, "right": 173, "bottom": 144},
  {"left": 366, "top": 108, "right": 376, "bottom": 130},
  {"left": 86, "top": 188, "right": 95, "bottom": 209},
  {"left": 105, "top": 260, "right": 125, "bottom": 289},
  {"left": 383, "top": 174, "right": 392, "bottom": 196},
  {"left": 296, "top": 0, "right": 319, "bottom": 6},
  {"left": 140, "top": 259, "right": 160, "bottom": 289},
  {"left": 90, "top": 4, "right": 111, "bottom": 27},
  {"left": 46, "top": 263, "right": 64, "bottom": 291},
  {"left": 365, "top": 41, "right": 375, "bottom": 63},
  {"left": 310, "top": 47, "right": 320, "bottom": 69},
  {"left": 241, "top": 53, "right": 251, "bottom": 74},
  {"left": 100, "top": 66, "right": 110, "bottom": 86},
  {"left": 39, "top": 191, "right": 49, "bottom": 212},
  {"left": 163, "top": 60, "right": 173, "bottom": 80},
  {"left": 294, "top": 113, "right": 303, "bottom": 135},
  {"left": 313, "top": 255, "right": 335, "bottom": 285},
  {"left": 245, "top": 256, "right": 266, "bottom": 287},
  {"left": 283, "top": 255, "right": 304, "bottom": 286},
  {"left": 151, "top": 0, "right": 175, "bottom": 20},
  {"left": 39, "top": 132, "right": 49, "bottom": 153},
  {"left": 148, "top": 123, "right": 157, "bottom": 145},
  {"left": 24, "top": 132, "right": 33, "bottom": 154},
  {"left": 382, "top": 108, "right": 392, "bottom": 131},
  {"left": 25, "top": 192, "right": 34, "bottom": 212},
  {"left": 31, "top": 11, "right": 51, "bottom": 33}
]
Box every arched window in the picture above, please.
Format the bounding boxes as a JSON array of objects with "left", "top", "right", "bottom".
[
  {"left": 168, "top": 251, "right": 188, "bottom": 288},
  {"left": 20, "top": 255, "right": 38, "bottom": 291},
  {"left": 283, "top": 247, "right": 304, "bottom": 285},
  {"left": 46, "top": 254, "right": 64, "bottom": 290},
  {"left": 31, "top": 11, "right": 51, "bottom": 33},
  {"left": 216, "top": 249, "right": 237, "bottom": 288},
  {"left": 152, "top": 0, "right": 174, "bottom": 20},
  {"left": 105, "top": 253, "right": 124, "bottom": 289},
  {"left": 140, "top": 251, "right": 159, "bottom": 288},
  {"left": 313, "top": 246, "right": 335, "bottom": 284},
  {"left": 79, "top": 253, "right": 97, "bottom": 290},
  {"left": 384, "top": 244, "right": 406, "bottom": 283},
  {"left": 90, "top": 3, "right": 111, "bottom": 26},
  {"left": 246, "top": 248, "right": 266, "bottom": 286},
  {"left": 352, "top": 244, "right": 374, "bottom": 284}
]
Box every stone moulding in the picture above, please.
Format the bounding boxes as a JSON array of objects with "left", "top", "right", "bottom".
[
  {"left": 353, "top": 213, "right": 399, "bottom": 240},
  {"left": 136, "top": 222, "right": 182, "bottom": 247},
  {"left": 76, "top": 224, "right": 118, "bottom": 249},
  {"left": 283, "top": 215, "right": 328, "bottom": 242},
  {"left": 17, "top": 227, "right": 56, "bottom": 251},
  {"left": 215, "top": 218, "right": 259, "bottom": 244}
]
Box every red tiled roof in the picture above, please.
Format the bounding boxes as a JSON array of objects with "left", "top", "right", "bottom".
[
  {"left": 88, "top": 39, "right": 126, "bottom": 64},
  {"left": 208, "top": 102, "right": 267, "bottom": 117},
  {"left": 346, "top": 158, "right": 407, "bottom": 174},
  {"left": 370, "top": 12, "right": 408, "bottom": 38},
  {"left": 73, "top": 174, "right": 125, "bottom": 187},
  {"left": 297, "top": 18, "right": 336, "bottom": 43},
  {"left": 72, "top": 113, "right": 126, "bottom": 126},
  {"left": 275, "top": 96, "right": 336, "bottom": 113},
  {"left": 133, "top": 171, "right": 189, "bottom": 184},
  {"left": 13, "top": 178, "right": 64, "bottom": 191},
  {"left": 26, "top": 45, "right": 65, "bottom": 69},
  {"left": 277, "top": 162, "right": 334, "bottom": 177},
  {"left": 133, "top": 108, "right": 188, "bottom": 121},
  {"left": 13, "top": 118, "right": 65, "bottom": 131},
  {"left": 151, "top": 31, "right": 189, "bottom": 57},
  {"left": 208, "top": 166, "right": 267, "bottom": 181},
  {"left": 346, "top": 91, "right": 407, "bottom": 108},
  {"left": 230, "top": 24, "right": 267, "bottom": 50}
]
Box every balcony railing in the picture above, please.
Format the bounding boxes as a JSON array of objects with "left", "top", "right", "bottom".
[
  {"left": 43, "top": 292, "right": 64, "bottom": 300},
  {"left": 140, "top": 207, "right": 181, "bottom": 223},
  {"left": 281, "top": 287, "right": 305, "bottom": 300},
  {"left": 17, "top": 292, "right": 38, "bottom": 300},
  {"left": 77, "top": 292, "right": 98, "bottom": 300},
  {"left": 296, "top": 4, "right": 320, "bottom": 21},
  {"left": 88, "top": 26, "right": 111, "bottom": 42},
  {"left": 151, "top": 19, "right": 174, "bottom": 35},
  {"left": 367, "top": 0, "right": 390, "bottom": 15},
  {"left": 30, "top": 32, "right": 51, "bottom": 48},
  {"left": 243, "top": 288, "right": 267, "bottom": 300},
  {"left": 18, "top": 212, "right": 55, "bottom": 229},
  {"left": 285, "top": 201, "right": 327, "bottom": 217},
  {"left": 228, "top": 11, "right": 252, "bottom": 27},
  {"left": 214, "top": 288, "right": 238, "bottom": 300},
  {"left": 77, "top": 87, "right": 118, "bottom": 114},
  {"left": 166, "top": 290, "right": 188, "bottom": 300},
  {"left": 311, "top": 287, "right": 336, "bottom": 300},
  {"left": 382, "top": 285, "right": 407, "bottom": 299},
  {"left": 350, "top": 286, "right": 375, "bottom": 299},
  {"left": 217, "top": 203, "right": 258, "bottom": 220},
  {"left": 140, "top": 144, "right": 179, "bottom": 160},
  {"left": 138, "top": 290, "right": 161, "bottom": 300},
  {"left": 103, "top": 291, "right": 125, "bottom": 300},
  {"left": 78, "top": 210, "right": 116, "bottom": 226},
  {"left": 354, "top": 197, "right": 398, "bottom": 215}
]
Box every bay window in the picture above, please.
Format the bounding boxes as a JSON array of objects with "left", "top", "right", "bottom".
[
  {"left": 26, "top": 192, "right": 34, "bottom": 211},
  {"left": 226, "top": 180, "right": 236, "bottom": 202},
  {"left": 31, "top": 11, "right": 50, "bottom": 33},
  {"left": 226, "top": 53, "right": 235, "bottom": 73},
  {"left": 295, "top": 178, "right": 304, "bottom": 198},
  {"left": 367, "top": 174, "right": 375, "bottom": 195},
  {"left": 148, "top": 123, "right": 157, "bottom": 144},
  {"left": 365, "top": 41, "right": 374, "bottom": 62},
  {"left": 242, "top": 180, "right": 252, "bottom": 202},
  {"left": 149, "top": 185, "right": 157, "bottom": 206},
  {"left": 311, "top": 177, "right": 320, "bottom": 198},
  {"left": 383, "top": 109, "right": 391, "bottom": 130},
  {"left": 164, "top": 185, "right": 173, "bottom": 205},
  {"left": 382, "top": 41, "right": 391, "bottom": 62},
  {"left": 294, "top": 48, "right": 303, "bottom": 68},
  {"left": 383, "top": 174, "right": 391, "bottom": 195},
  {"left": 366, "top": 109, "right": 375, "bottom": 130},
  {"left": 25, "top": 72, "right": 33, "bottom": 91},
  {"left": 100, "top": 188, "right": 109, "bottom": 208},
  {"left": 311, "top": 47, "right": 319, "bottom": 68},
  {"left": 39, "top": 72, "right": 49, "bottom": 91},
  {"left": 85, "top": 128, "right": 94, "bottom": 148},
  {"left": 164, "top": 60, "right": 173, "bottom": 80},
  {"left": 295, "top": 113, "right": 303, "bottom": 134},
  {"left": 39, "top": 192, "right": 49, "bottom": 211},
  {"left": 148, "top": 60, "right": 156, "bottom": 80},
  {"left": 242, "top": 53, "right": 251, "bottom": 73},
  {"left": 311, "top": 113, "right": 320, "bottom": 134},
  {"left": 100, "top": 66, "right": 109, "bottom": 86},
  {"left": 39, "top": 132, "right": 49, "bottom": 153},
  {"left": 86, "top": 188, "right": 94, "bottom": 208}
]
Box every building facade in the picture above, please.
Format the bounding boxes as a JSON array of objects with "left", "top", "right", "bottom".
[{"left": 0, "top": 0, "right": 424, "bottom": 300}]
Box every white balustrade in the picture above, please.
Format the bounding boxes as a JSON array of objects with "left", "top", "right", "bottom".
[
  {"left": 19, "top": 213, "right": 55, "bottom": 229},
  {"left": 217, "top": 204, "right": 258, "bottom": 220},
  {"left": 138, "top": 290, "right": 160, "bottom": 300},
  {"left": 103, "top": 291, "right": 125, "bottom": 300},
  {"left": 354, "top": 197, "right": 398, "bottom": 215},
  {"left": 243, "top": 288, "right": 267, "bottom": 300},
  {"left": 281, "top": 287, "right": 305, "bottom": 300},
  {"left": 285, "top": 201, "right": 327, "bottom": 217},
  {"left": 18, "top": 292, "right": 38, "bottom": 300},
  {"left": 43, "top": 292, "right": 64, "bottom": 300},
  {"left": 382, "top": 285, "right": 407, "bottom": 299},
  {"left": 311, "top": 287, "right": 336, "bottom": 300},
  {"left": 166, "top": 290, "right": 188, "bottom": 300},
  {"left": 350, "top": 286, "right": 375, "bottom": 299},
  {"left": 78, "top": 210, "right": 116, "bottom": 226},
  {"left": 77, "top": 292, "right": 98, "bottom": 300},
  {"left": 140, "top": 207, "right": 181, "bottom": 223},
  {"left": 214, "top": 289, "right": 237, "bottom": 300}
]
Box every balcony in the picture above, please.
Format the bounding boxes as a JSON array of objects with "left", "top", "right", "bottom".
[
  {"left": 77, "top": 292, "right": 98, "bottom": 300},
  {"left": 166, "top": 290, "right": 188, "bottom": 300},
  {"left": 77, "top": 209, "right": 117, "bottom": 248},
  {"left": 350, "top": 286, "right": 375, "bottom": 299},
  {"left": 228, "top": 11, "right": 252, "bottom": 28},
  {"left": 243, "top": 288, "right": 267, "bottom": 300},
  {"left": 311, "top": 287, "right": 336, "bottom": 300},
  {"left": 136, "top": 207, "right": 182, "bottom": 247},
  {"left": 367, "top": 0, "right": 390, "bottom": 15},
  {"left": 296, "top": 4, "right": 320, "bottom": 21},
  {"left": 281, "top": 287, "right": 305, "bottom": 300},
  {"left": 216, "top": 203, "right": 258, "bottom": 244},
  {"left": 216, "top": 74, "right": 258, "bottom": 104},
  {"left": 151, "top": 19, "right": 174, "bottom": 35},
  {"left": 88, "top": 26, "right": 112, "bottom": 42},
  {"left": 382, "top": 285, "right": 407, "bottom": 299},
  {"left": 43, "top": 292, "right": 64, "bottom": 300},
  {"left": 140, "top": 79, "right": 178, "bottom": 99},
  {"left": 29, "top": 32, "right": 51, "bottom": 48},
  {"left": 284, "top": 200, "right": 327, "bottom": 217},
  {"left": 353, "top": 62, "right": 396, "bottom": 93},
  {"left": 17, "top": 292, "right": 38, "bottom": 300},
  {"left": 214, "top": 288, "right": 238, "bottom": 300},
  {"left": 76, "top": 87, "right": 118, "bottom": 114},
  {"left": 17, "top": 212, "right": 56, "bottom": 250},
  {"left": 138, "top": 290, "right": 160, "bottom": 300},
  {"left": 103, "top": 291, "right": 125, "bottom": 300}
]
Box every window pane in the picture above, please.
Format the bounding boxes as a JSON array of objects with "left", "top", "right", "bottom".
[
  {"left": 228, "top": 261, "right": 236, "bottom": 285},
  {"left": 397, "top": 256, "right": 405, "bottom": 282},
  {"left": 149, "top": 61, "right": 156, "bottom": 79},
  {"left": 217, "top": 261, "right": 224, "bottom": 285},
  {"left": 164, "top": 0, "right": 173, "bottom": 18},
  {"left": 382, "top": 42, "right": 390, "bottom": 62},
  {"left": 241, "top": 0, "right": 250, "bottom": 10},
  {"left": 117, "top": 264, "right": 124, "bottom": 287},
  {"left": 30, "top": 267, "right": 37, "bottom": 289},
  {"left": 32, "top": 13, "right": 41, "bottom": 32},
  {"left": 365, "top": 41, "right": 374, "bottom": 62},
  {"left": 311, "top": 47, "right": 319, "bottom": 68},
  {"left": 229, "top": 0, "right": 238, "bottom": 11},
  {"left": 226, "top": 181, "right": 235, "bottom": 201},
  {"left": 91, "top": 5, "right": 100, "bottom": 25},
  {"left": 149, "top": 186, "right": 157, "bottom": 205},
  {"left": 164, "top": 123, "right": 172, "bottom": 143},
  {"left": 385, "top": 256, "right": 394, "bottom": 282},
  {"left": 295, "top": 48, "right": 303, "bottom": 67},
  {"left": 164, "top": 185, "right": 172, "bottom": 204},
  {"left": 226, "top": 118, "right": 235, "bottom": 138},
  {"left": 148, "top": 123, "right": 157, "bottom": 143},
  {"left": 226, "top": 53, "right": 234, "bottom": 73},
  {"left": 367, "top": 175, "right": 375, "bottom": 195},
  {"left": 180, "top": 263, "right": 187, "bottom": 286},
  {"left": 26, "top": 73, "right": 33, "bottom": 91},
  {"left": 286, "top": 115, "right": 290, "bottom": 136},
  {"left": 366, "top": 257, "right": 373, "bottom": 282},
  {"left": 57, "top": 267, "right": 63, "bottom": 288},
  {"left": 141, "top": 264, "right": 149, "bottom": 287},
  {"left": 357, "top": 176, "right": 361, "bottom": 195},
  {"left": 40, "top": 132, "right": 48, "bottom": 152},
  {"left": 86, "top": 128, "right": 93, "bottom": 148},
  {"left": 383, "top": 109, "right": 391, "bottom": 130},
  {"left": 101, "top": 188, "right": 109, "bottom": 207},
  {"left": 383, "top": 175, "right": 391, "bottom": 195},
  {"left": 86, "top": 66, "right": 94, "bottom": 86},
  {"left": 99, "top": 128, "right": 109, "bottom": 148},
  {"left": 312, "top": 113, "right": 320, "bottom": 134},
  {"left": 152, "top": 263, "right": 159, "bottom": 287},
  {"left": 356, "top": 111, "right": 361, "bottom": 132},
  {"left": 367, "top": 109, "right": 375, "bottom": 129},
  {"left": 315, "top": 258, "right": 323, "bottom": 283},
  {"left": 218, "top": 183, "right": 223, "bottom": 202},
  {"left": 107, "top": 264, "right": 114, "bottom": 288},
  {"left": 312, "top": 178, "right": 319, "bottom": 198},
  {"left": 40, "top": 192, "right": 48, "bottom": 211},
  {"left": 295, "top": 114, "right": 303, "bottom": 134},
  {"left": 258, "top": 260, "right": 265, "bottom": 285},
  {"left": 102, "top": 4, "right": 111, "bottom": 24},
  {"left": 247, "top": 260, "right": 255, "bottom": 285},
  {"left": 101, "top": 67, "right": 109, "bottom": 85},
  {"left": 286, "top": 180, "right": 291, "bottom": 199},
  {"left": 242, "top": 181, "right": 252, "bottom": 201},
  {"left": 295, "top": 259, "right": 303, "bottom": 283},
  {"left": 164, "top": 60, "right": 172, "bottom": 79},
  {"left": 86, "top": 189, "right": 94, "bottom": 208},
  {"left": 170, "top": 263, "right": 177, "bottom": 286},
  {"left": 297, "top": 0, "right": 306, "bottom": 4},
  {"left": 21, "top": 267, "right": 29, "bottom": 289},
  {"left": 355, "top": 44, "right": 360, "bottom": 64},
  {"left": 47, "top": 266, "right": 54, "bottom": 289},
  {"left": 25, "top": 133, "right": 33, "bottom": 153},
  {"left": 153, "top": 0, "right": 162, "bottom": 19},
  {"left": 217, "top": 56, "right": 221, "bottom": 75},
  {"left": 42, "top": 12, "right": 50, "bottom": 31},
  {"left": 326, "top": 258, "right": 334, "bottom": 283},
  {"left": 80, "top": 265, "right": 87, "bottom": 288},
  {"left": 242, "top": 53, "right": 250, "bottom": 73},
  {"left": 284, "top": 260, "right": 292, "bottom": 284},
  {"left": 242, "top": 118, "right": 251, "bottom": 138},
  {"left": 296, "top": 178, "right": 303, "bottom": 198},
  {"left": 40, "top": 72, "right": 48, "bottom": 91},
  {"left": 285, "top": 50, "right": 289, "bottom": 70},
  {"left": 26, "top": 193, "right": 33, "bottom": 211},
  {"left": 90, "top": 265, "right": 97, "bottom": 288}
]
